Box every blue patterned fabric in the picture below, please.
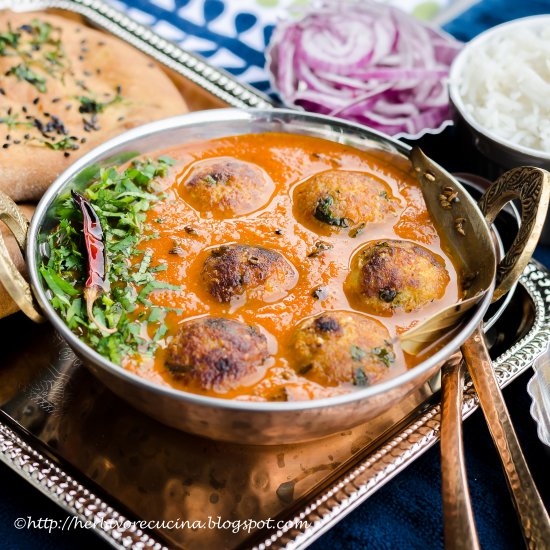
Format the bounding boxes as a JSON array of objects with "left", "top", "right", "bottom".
[
  {"left": 0, "top": 1, "right": 549, "bottom": 549},
  {"left": 443, "top": 0, "right": 550, "bottom": 40},
  {"left": 107, "top": 0, "right": 279, "bottom": 92}
]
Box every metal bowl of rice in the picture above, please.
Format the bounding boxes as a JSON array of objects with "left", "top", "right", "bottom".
[{"left": 448, "top": 15, "right": 550, "bottom": 171}]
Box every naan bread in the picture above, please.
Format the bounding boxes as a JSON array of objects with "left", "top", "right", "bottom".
[{"left": 0, "top": 12, "right": 188, "bottom": 200}]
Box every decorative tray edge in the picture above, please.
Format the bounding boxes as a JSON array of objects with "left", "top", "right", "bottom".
[{"left": 0, "top": 417, "right": 166, "bottom": 549}]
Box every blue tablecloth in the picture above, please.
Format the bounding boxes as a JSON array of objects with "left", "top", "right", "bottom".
[{"left": 1, "top": 1, "right": 549, "bottom": 548}]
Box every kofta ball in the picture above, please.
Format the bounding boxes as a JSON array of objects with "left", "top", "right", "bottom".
[
  {"left": 345, "top": 239, "right": 450, "bottom": 315},
  {"left": 165, "top": 317, "right": 269, "bottom": 392},
  {"left": 179, "top": 157, "right": 274, "bottom": 217},
  {"left": 201, "top": 244, "right": 297, "bottom": 304},
  {"left": 291, "top": 311, "right": 395, "bottom": 387},
  {"left": 293, "top": 170, "right": 399, "bottom": 234}
]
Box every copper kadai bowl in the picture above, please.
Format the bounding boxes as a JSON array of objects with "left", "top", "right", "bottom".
[{"left": 0, "top": 109, "right": 545, "bottom": 444}]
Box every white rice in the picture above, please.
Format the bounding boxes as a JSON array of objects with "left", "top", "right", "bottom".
[{"left": 456, "top": 23, "right": 550, "bottom": 153}]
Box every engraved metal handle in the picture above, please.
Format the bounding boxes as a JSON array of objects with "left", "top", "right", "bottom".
[
  {"left": 479, "top": 166, "right": 550, "bottom": 301},
  {"left": 440, "top": 166, "right": 550, "bottom": 550},
  {"left": 462, "top": 327, "right": 550, "bottom": 549},
  {"left": 0, "top": 191, "right": 43, "bottom": 322}
]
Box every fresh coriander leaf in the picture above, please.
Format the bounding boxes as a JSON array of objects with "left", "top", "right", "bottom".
[
  {"left": 30, "top": 19, "right": 52, "bottom": 45},
  {"left": 313, "top": 194, "right": 350, "bottom": 227},
  {"left": 350, "top": 344, "right": 366, "bottom": 362},
  {"left": 6, "top": 63, "right": 47, "bottom": 92},
  {"left": 76, "top": 93, "right": 122, "bottom": 114},
  {"left": 353, "top": 368, "right": 369, "bottom": 387},
  {"left": 372, "top": 347, "right": 395, "bottom": 367},
  {"left": 44, "top": 136, "right": 79, "bottom": 151},
  {"left": 0, "top": 28, "right": 19, "bottom": 53}
]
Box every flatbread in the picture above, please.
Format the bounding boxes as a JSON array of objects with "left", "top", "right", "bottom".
[{"left": 0, "top": 12, "right": 188, "bottom": 201}]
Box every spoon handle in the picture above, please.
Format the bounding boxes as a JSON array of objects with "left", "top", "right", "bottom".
[
  {"left": 462, "top": 325, "right": 550, "bottom": 549},
  {"left": 440, "top": 356, "right": 480, "bottom": 550}
]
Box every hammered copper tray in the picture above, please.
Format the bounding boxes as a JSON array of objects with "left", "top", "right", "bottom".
[
  {"left": 1, "top": 260, "right": 549, "bottom": 550},
  {"left": 1, "top": 1, "right": 549, "bottom": 549}
]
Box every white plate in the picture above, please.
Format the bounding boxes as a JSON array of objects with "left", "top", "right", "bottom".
[{"left": 527, "top": 348, "right": 550, "bottom": 448}]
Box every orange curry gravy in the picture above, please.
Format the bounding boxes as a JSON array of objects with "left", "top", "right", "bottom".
[{"left": 123, "top": 132, "right": 460, "bottom": 401}]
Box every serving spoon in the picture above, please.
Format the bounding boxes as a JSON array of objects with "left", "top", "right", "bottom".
[{"left": 401, "top": 149, "right": 550, "bottom": 548}]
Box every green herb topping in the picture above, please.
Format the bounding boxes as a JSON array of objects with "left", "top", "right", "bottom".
[
  {"left": 40, "top": 155, "right": 177, "bottom": 364},
  {"left": 29, "top": 19, "right": 53, "bottom": 46},
  {"left": 0, "top": 27, "right": 19, "bottom": 54},
  {"left": 307, "top": 240, "right": 333, "bottom": 258},
  {"left": 76, "top": 94, "right": 123, "bottom": 114},
  {"left": 353, "top": 368, "right": 369, "bottom": 387},
  {"left": 44, "top": 136, "right": 80, "bottom": 151},
  {"left": 0, "top": 112, "right": 33, "bottom": 130},
  {"left": 6, "top": 63, "right": 47, "bottom": 92},
  {"left": 372, "top": 346, "right": 395, "bottom": 368},
  {"left": 313, "top": 194, "right": 350, "bottom": 227},
  {"left": 379, "top": 288, "right": 398, "bottom": 303},
  {"left": 350, "top": 344, "right": 367, "bottom": 362},
  {"left": 202, "top": 174, "right": 218, "bottom": 186},
  {"left": 349, "top": 222, "right": 366, "bottom": 238}
]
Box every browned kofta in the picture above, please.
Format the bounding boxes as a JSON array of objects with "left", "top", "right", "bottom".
[
  {"left": 291, "top": 311, "right": 395, "bottom": 387},
  {"left": 345, "top": 239, "right": 450, "bottom": 315},
  {"left": 179, "top": 157, "right": 275, "bottom": 217},
  {"left": 202, "top": 244, "right": 297, "bottom": 304},
  {"left": 293, "top": 170, "right": 400, "bottom": 234},
  {"left": 165, "top": 317, "right": 269, "bottom": 392}
]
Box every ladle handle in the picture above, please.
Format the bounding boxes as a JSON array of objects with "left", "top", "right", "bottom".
[
  {"left": 462, "top": 326, "right": 550, "bottom": 549},
  {"left": 439, "top": 165, "right": 550, "bottom": 550},
  {"left": 0, "top": 191, "right": 43, "bottom": 322},
  {"left": 440, "top": 356, "right": 480, "bottom": 550}
]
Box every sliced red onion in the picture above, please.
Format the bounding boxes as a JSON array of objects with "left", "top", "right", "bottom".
[{"left": 266, "top": 2, "right": 462, "bottom": 137}]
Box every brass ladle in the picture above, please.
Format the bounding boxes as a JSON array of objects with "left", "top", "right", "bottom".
[{"left": 401, "top": 149, "right": 550, "bottom": 548}]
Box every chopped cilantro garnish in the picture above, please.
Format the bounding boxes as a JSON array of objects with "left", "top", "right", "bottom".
[
  {"left": 29, "top": 19, "right": 52, "bottom": 45},
  {"left": 44, "top": 49, "right": 64, "bottom": 67},
  {"left": 313, "top": 195, "right": 350, "bottom": 227},
  {"left": 350, "top": 345, "right": 366, "bottom": 362},
  {"left": 40, "top": 155, "right": 177, "bottom": 364},
  {"left": 203, "top": 174, "right": 217, "bottom": 186},
  {"left": 353, "top": 368, "right": 369, "bottom": 387},
  {"left": 6, "top": 63, "right": 47, "bottom": 92},
  {"left": 150, "top": 263, "right": 167, "bottom": 273},
  {"left": 148, "top": 307, "right": 165, "bottom": 323},
  {"left": 379, "top": 288, "right": 398, "bottom": 303},
  {"left": 1, "top": 19, "right": 66, "bottom": 80},
  {"left": 40, "top": 265, "right": 79, "bottom": 304},
  {"left": 157, "top": 155, "right": 176, "bottom": 166},
  {"left": 0, "top": 28, "right": 19, "bottom": 54},
  {"left": 349, "top": 222, "right": 366, "bottom": 238},
  {"left": 372, "top": 347, "right": 395, "bottom": 368},
  {"left": 76, "top": 93, "right": 123, "bottom": 114},
  {"left": 138, "top": 281, "right": 180, "bottom": 305},
  {"left": 0, "top": 113, "right": 33, "bottom": 130},
  {"left": 44, "top": 136, "right": 79, "bottom": 151}
]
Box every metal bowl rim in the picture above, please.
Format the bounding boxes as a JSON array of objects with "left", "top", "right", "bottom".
[
  {"left": 448, "top": 14, "right": 550, "bottom": 163},
  {"left": 26, "top": 107, "right": 495, "bottom": 412}
]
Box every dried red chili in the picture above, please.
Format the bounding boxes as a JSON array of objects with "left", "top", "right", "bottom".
[{"left": 71, "top": 190, "right": 116, "bottom": 334}]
